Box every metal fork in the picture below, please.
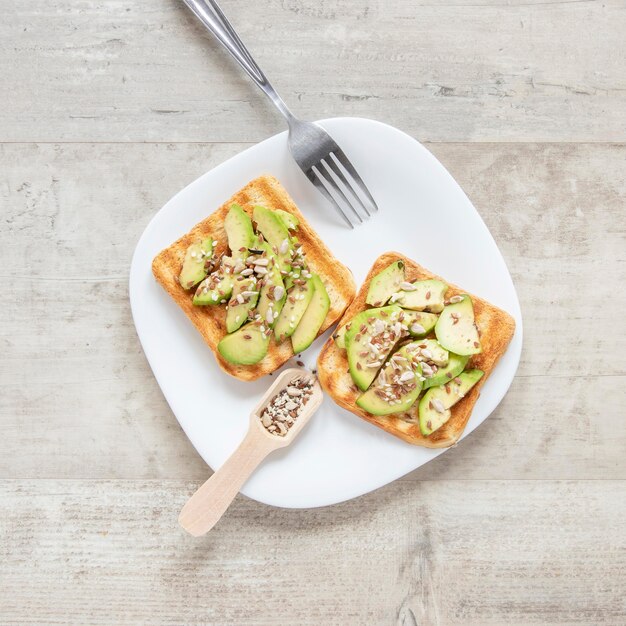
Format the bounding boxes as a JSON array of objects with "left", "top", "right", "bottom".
[{"left": 181, "top": 0, "right": 378, "bottom": 228}]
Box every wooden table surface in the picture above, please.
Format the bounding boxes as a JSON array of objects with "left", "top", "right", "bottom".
[{"left": 2, "top": 2, "right": 625, "bottom": 624}]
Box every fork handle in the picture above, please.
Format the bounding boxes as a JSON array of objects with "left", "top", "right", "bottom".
[{"left": 182, "top": 0, "right": 296, "bottom": 125}]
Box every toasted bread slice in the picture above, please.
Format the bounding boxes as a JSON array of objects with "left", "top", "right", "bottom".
[
  {"left": 317, "top": 252, "right": 516, "bottom": 448},
  {"left": 152, "top": 175, "right": 355, "bottom": 381}
]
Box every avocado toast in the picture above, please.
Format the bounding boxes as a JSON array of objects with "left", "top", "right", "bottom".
[
  {"left": 317, "top": 252, "right": 515, "bottom": 448},
  {"left": 152, "top": 175, "right": 355, "bottom": 381}
]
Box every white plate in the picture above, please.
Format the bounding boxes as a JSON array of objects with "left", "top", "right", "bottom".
[{"left": 130, "top": 117, "right": 522, "bottom": 509}]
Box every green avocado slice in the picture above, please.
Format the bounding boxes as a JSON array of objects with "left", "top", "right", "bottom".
[
  {"left": 366, "top": 260, "right": 405, "bottom": 307},
  {"left": 406, "top": 338, "right": 449, "bottom": 367},
  {"left": 225, "top": 275, "right": 260, "bottom": 333},
  {"left": 392, "top": 279, "right": 448, "bottom": 313},
  {"left": 422, "top": 352, "right": 469, "bottom": 389},
  {"left": 255, "top": 242, "right": 287, "bottom": 328},
  {"left": 217, "top": 323, "right": 270, "bottom": 365},
  {"left": 345, "top": 305, "right": 406, "bottom": 391},
  {"left": 252, "top": 205, "right": 293, "bottom": 272},
  {"left": 179, "top": 237, "right": 215, "bottom": 289},
  {"left": 193, "top": 256, "right": 237, "bottom": 305},
  {"left": 333, "top": 323, "right": 349, "bottom": 349},
  {"left": 291, "top": 274, "right": 330, "bottom": 353},
  {"left": 435, "top": 295, "right": 482, "bottom": 355},
  {"left": 224, "top": 204, "right": 255, "bottom": 258},
  {"left": 402, "top": 311, "right": 439, "bottom": 337},
  {"left": 418, "top": 369, "right": 484, "bottom": 435},
  {"left": 356, "top": 345, "right": 423, "bottom": 416},
  {"left": 273, "top": 209, "right": 299, "bottom": 231},
  {"left": 273, "top": 277, "right": 314, "bottom": 342}
]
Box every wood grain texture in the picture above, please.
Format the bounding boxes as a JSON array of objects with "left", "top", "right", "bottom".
[
  {"left": 1, "top": 0, "right": 624, "bottom": 142},
  {"left": 2, "top": 2, "right": 626, "bottom": 620},
  {"left": 2, "top": 142, "right": 625, "bottom": 480},
  {"left": 1, "top": 479, "right": 624, "bottom": 625}
]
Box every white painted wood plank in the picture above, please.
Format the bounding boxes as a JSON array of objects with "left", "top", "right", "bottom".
[
  {"left": 1, "top": 142, "right": 624, "bottom": 480},
  {"left": 1, "top": 0, "right": 624, "bottom": 142},
  {"left": 0, "top": 479, "right": 624, "bottom": 625}
]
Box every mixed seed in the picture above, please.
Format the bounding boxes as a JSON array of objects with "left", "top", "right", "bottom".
[
  {"left": 353, "top": 309, "right": 406, "bottom": 371},
  {"left": 194, "top": 233, "right": 312, "bottom": 339},
  {"left": 352, "top": 310, "right": 449, "bottom": 380},
  {"left": 369, "top": 338, "right": 446, "bottom": 406},
  {"left": 260, "top": 375, "right": 314, "bottom": 436},
  {"left": 372, "top": 356, "right": 419, "bottom": 406}
]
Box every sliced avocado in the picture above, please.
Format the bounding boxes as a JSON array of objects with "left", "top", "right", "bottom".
[
  {"left": 252, "top": 205, "right": 293, "bottom": 271},
  {"left": 273, "top": 209, "right": 299, "bottom": 231},
  {"left": 225, "top": 276, "right": 259, "bottom": 333},
  {"left": 356, "top": 345, "right": 423, "bottom": 416},
  {"left": 217, "top": 323, "right": 270, "bottom": 365},
  {"left": 393, "top": 279, "right": 447, "bottom": 313},
  {"left": 333, "top": 323, "right": 349, "bottom": 349},
  {"left": 291, "top": 274, "right": 330, "bottom": 353},
  {"left": 401, "top": 311, "right": 439, "bottom": 338},
  {"left": 256, "top": 242, "right": 287, "bottom": 328},
  {"left": 345, "top": 305, "right": 406, "bottom": 391},
  {"left": 193, "top": 256, "right": 237, "bottom": 305},
  {"left": 366, "top": 260, "right": 405, "bottom": 307},
  {"left": 224, "top": 204, "right": 255, "bottom": 258},
  {"left": 422, "top": 352, "right": 469, "bottom": 389},
  {"left": 435, "top": 295, "right": 482, "bottom": 355},
  {"left": 179, "top": 237, "right": 214, "bottom": 289},
  {"left": 273, "top": 277, "right": 314, "bottom": 341},
  {"left": 419, "top": 369, "right": 484, "bottom": 435},
  {"left": 405, "top": 338, "right": 449, "bottom": 367}
]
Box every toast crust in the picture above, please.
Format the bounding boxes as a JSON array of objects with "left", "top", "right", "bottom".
[
  {"left": 152, "top": 175, "right": 356, "bottom": 381},
  {"left": 317, "top": 252, "right": 516, "bottom": 448}
]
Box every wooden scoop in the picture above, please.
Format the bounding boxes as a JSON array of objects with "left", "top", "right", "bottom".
[{"left": 179, "top": 368, "right": 323, "bottom": 536}]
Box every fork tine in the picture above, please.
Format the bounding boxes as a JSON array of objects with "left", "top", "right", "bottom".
[
  {"left": 318, "top": 159, "right": 364, "bottom": 224},
  {"left": 322, "top": 155, "right": 371, "bottom": 219},
  {"left": 330, "top": 150, "right": 379, "bottom": 213},
  {"left": 307, "top": 166, "right": 355, "bottom": 229}
]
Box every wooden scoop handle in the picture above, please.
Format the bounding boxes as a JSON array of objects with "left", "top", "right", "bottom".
[{"left": 178, "top": 424, "right": 276, "bottom": 536}]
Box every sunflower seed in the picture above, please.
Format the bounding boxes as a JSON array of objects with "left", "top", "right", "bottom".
[{"left": 408, "top": 321, "right": 425, "bottom": 335}]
